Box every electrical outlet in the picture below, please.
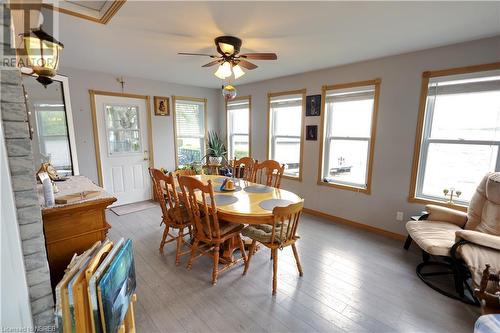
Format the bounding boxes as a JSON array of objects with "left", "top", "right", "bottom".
[{"left": 396, "top": 211, "right": 404, "bottom": 221}]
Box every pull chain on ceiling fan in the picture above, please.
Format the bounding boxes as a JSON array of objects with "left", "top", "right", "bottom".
[{"left": 178, "top": 35, "right": 277, "bottom": 80}]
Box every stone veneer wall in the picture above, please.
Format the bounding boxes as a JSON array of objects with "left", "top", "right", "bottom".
[{"left": 1, "top": 5, "right": 54, "bottom": 327}]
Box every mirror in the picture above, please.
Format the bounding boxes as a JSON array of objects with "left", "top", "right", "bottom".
[{"left": 22, "top": 74, "right": 79, "bottom": 176}]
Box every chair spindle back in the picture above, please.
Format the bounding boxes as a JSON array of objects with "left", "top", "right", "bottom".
[
  {"left": 270, "top": 201, "right": 304, "bottom": 246},
  {"left": 150, "top": 168, "right": 183, "bottom": 224},
  {"left": 178, "top": 176, "right": 221, "bottom": 241},
  {"left": 233, "top": 157, "right": 256, "bottom": 181},
  {"left": 253, "top": 160, "right": 285, "bottom": 188}
]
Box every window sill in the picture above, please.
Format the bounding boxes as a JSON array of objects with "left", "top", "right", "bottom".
[
  {"left": 282, "top": 174, "right": 302, "bottom": 182},
  {"left": 407, "top": 196, "right": 468, "bottom": 212},
  {"left": 317, "top": 180, "right": 370, "bottom": 194}
]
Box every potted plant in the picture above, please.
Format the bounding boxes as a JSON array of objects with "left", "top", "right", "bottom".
[{"left": 204, "top": 131, "right": 227, "bottom": 165}]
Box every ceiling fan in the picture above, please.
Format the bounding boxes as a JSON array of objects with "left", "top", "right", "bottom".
[{"left": 178, "top": 36, "right": 277, "bottom": 80}]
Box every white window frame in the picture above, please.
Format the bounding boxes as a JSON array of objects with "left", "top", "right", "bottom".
[
  {"left": 173, "top": 96, "right": 207, "bottom": 168},
  {"left": 267, "top": 89, "right": 306, "bottom": 180},
  {"left": 226, "top": 96, "right": 251, "bottom": 160},
  {"left": 318, "top": 79, "right": 380, "bottom": 194},
  {"left": 412, "top": 67, "right": 500, "bottom": 206}
]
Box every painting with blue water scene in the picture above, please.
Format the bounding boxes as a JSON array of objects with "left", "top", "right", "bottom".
[{"left": 97, "top": 239, "right": 136, "bottom": 333}]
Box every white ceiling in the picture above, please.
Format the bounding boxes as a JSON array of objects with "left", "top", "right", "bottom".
[{"left": 57, "top": 1, "right": 500, "bottom": 88}]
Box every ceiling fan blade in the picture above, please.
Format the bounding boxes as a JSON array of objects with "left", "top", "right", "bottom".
[
  {"left": 202, "top": 59, "right": 222, "bottom": 67},
  {"left": 240, "top": 53, "right": 277, "bottom": 60},
  {"left": 237, "top": 60, "right": 258, "bottom": 70},
  {"left": 178, "top": 52, "right": 218, "bottom": 58}
]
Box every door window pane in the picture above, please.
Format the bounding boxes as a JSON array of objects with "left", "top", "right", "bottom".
[
  {"left": 105, "top": 105, "right": 142, "bottom": 154},
  {"left": 108, "top": 130, "right": 141, "bottom": 154}
]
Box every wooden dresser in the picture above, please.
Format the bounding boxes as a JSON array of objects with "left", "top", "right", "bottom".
[{"left": 38, "top": 176, "right": 116, "bottom": 288}]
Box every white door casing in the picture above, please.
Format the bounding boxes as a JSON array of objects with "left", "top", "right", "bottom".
[{"left": 92, "top": 93, "right": 152, "bottom": 206}]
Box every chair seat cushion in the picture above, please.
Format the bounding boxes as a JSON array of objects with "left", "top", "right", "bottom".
[
  {"left": 242, "top": 223, "right": 289, "bottom": 244},
  {"left": 203, "top": 219, "right": 242, "bottom": 238},
  {"left": 406, "top": 220, "right": 462, "bottom": 256},
  {"left": 167, "top": 205, "right": 191, "bottom": 225},
  {"left": 458, "top": 243, "right": 500, "bottom": 289}
]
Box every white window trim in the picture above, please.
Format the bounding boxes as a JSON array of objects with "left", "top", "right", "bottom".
[
  {"left": 318, "top": 80, "right": 380, "bottom": 193},
  {"left": 267, "top": 90, "right": 306, "bottom": 180},
  {"left": 226, "top": 97, "right": 251, "bottom": 160},
  {"left": 415, "top": 76, "right": 500, "bottom": 205},
  {"left": 173, "top": 96, "right": 207, "bottom": 168}
]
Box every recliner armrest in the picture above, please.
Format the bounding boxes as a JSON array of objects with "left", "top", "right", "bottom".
[
  {"left": 425, "top": 204, "right": 468, "bottom": 228},
  {"left": 455, "top": 230, "right": 500, "bottom": 251}
]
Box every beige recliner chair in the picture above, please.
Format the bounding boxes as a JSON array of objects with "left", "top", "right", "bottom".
[{"left": 405, "top": 172, "right": 500, "bottom": 304}]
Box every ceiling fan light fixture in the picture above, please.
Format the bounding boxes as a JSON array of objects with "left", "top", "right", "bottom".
[
  {"left": 214, "top": 61, "right": 232, "bottom": 79},
  {"left": 218, "top": 42, "right": 235, "bottom": 55},
  {"left": 232, "top": 64, "right": 245, "bottom": 79}
]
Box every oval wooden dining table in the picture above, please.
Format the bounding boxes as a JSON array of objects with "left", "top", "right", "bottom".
[{"left": 176, "top": 174, "right": 304, "bottom": 262}]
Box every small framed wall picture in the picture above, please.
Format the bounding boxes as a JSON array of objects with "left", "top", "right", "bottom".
[
  {"left": 306, "top": 125, "right": 318, "bottom": 141},
  {"left": 306, "top": 94, "right": 321, "bottom": 116},
  {"left": 154, "top": 96, "right": 170, "bottom": 116}
]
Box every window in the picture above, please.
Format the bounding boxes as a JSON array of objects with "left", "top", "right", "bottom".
[
  {"left": 268, "top": 90, "right": 305, "bottom": 179},
  {"left": 411, "top": 64, "right": 500, "bottom": 206},
  {"left": 227, "top": 96, "right": 251, "bottom": 160},
  {"left": 319, "top": 80, "right": 380, "bottom": 193},
  {"left": 174, "top": 97, "right": 207, "bottom": 167}
]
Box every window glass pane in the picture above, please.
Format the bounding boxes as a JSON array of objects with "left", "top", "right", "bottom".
[
  {"left": 272, "top": 106, "right": 301, "bottom": 136},
  {"left": 37, "top": 110, "right": 68, "bottom": 136},
  {"left": 108, "top": 130, "right": 141, "bottom": 154},
  {"left": 231, "top": 134, "right": 249, "bottom": 160},
  {"left": 269, "top": 94, "right": 303, "bottom": 178},
  {"left": 227, "top": 98, "right": 250, "bottom": 160},
  {"left": 175, "top": 99, "right": 206, "bottom": 166},
  {"left": 323, "top": 139, "right": 368, "bottom": 186},
  {"left": 430, "top": 90, "right": 500, "bottom": 141},
  {"left": 230, "top": 108, "right": 249, "bottom": 134},
  {"left": 176, "top": 101, "right": 205, "bottom": 137},
  {"left": 274, "top": 137, "right": 300, "bottom": 177},
  {"left": 177, "top": 137, "right": 203, "bottom": 166},
  {"left": 327, "top": 97, "right": 373, "bottom": 138},
  {"left": 421, "top": 143, "right": 498, "bottom": 202}
]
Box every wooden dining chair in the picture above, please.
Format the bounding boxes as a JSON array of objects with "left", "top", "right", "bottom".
[
  {"left": 232, "top": 157, "right": 256, "bottom": 181},
  {"left": 149, "top": 168, "right": 193, "bottom": 265},
  {"left": 171, "top": 168, "right": 197, "bottom": 177},
  {"left": 242, "top": 201, "right": 304, "bottom": 295},
  {"left": 252, "top": 160, "right": 285, "bottom": 188},
  {"left": 178, "top": 175, "right": 247, "bottom": 285}
]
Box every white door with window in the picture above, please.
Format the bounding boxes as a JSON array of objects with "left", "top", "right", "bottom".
[{"left": 93, "top": 94, "right": 151, "bottom": 206}]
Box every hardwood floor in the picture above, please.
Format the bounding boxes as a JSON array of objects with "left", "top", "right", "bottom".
[{"left": 107, "top": 205, "right": 480, "bottom": 333}]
